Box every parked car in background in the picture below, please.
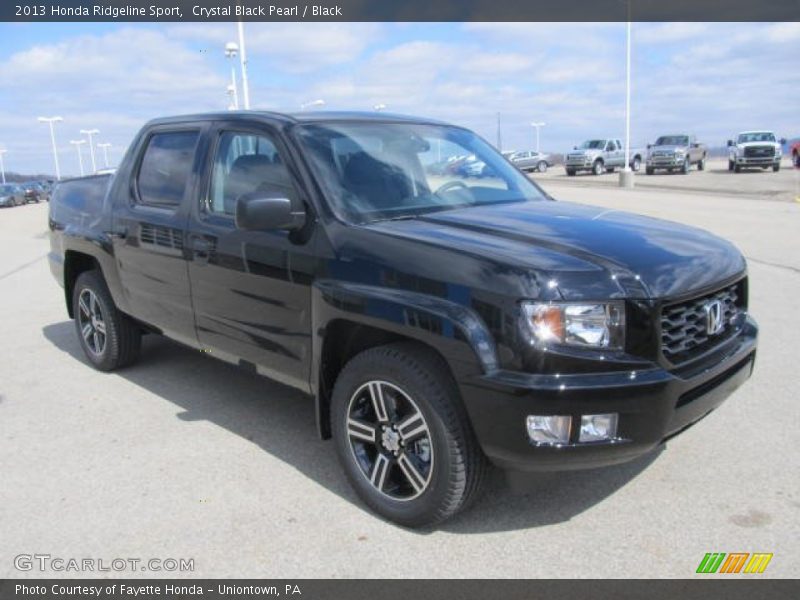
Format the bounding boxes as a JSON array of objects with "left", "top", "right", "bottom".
[
  {"left": 21, "top": 181, "right": 48, "bottom": 203},
  {"left": 565, "top": 139, "right": 643, "bottom": 176},
  {"left": 49, "top": 110, "right": 758, "bottom": 527},
  {"left": 728, "top": 131, "right": 785, "bottom": 172},
  {"left": 509, "top": 150, "right": 552, "bottom": 173},
  {"left": 0, "top": 184, "right": 24, "bottom": 207},
  {"left": 790, "top": 141, "right": 800, "bottom": 168},
  {"left": 645, "top": 134, "right": 707, "bottom": 175}
]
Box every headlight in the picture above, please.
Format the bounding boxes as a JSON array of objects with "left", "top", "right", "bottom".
[{"left": 522, "top": 302, "right": 625, "bottom": 350}]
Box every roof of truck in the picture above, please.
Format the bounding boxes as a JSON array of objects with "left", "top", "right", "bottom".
[{"left": 144, "top": 110, "right": 450, "bottom": 127}]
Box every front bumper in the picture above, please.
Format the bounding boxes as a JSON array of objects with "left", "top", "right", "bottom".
[
  {"left": 735, "top": 156, "right": 779, "bottom": 166},
  {"left": 459, "top": 316, "right": 757, "bottom": 471},
  {"left": 648, "top": 156, "right": 685, "bottom": 167}
]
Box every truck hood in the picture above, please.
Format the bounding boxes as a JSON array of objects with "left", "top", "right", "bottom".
[{"left": 361, "top": 200, "right": 745, "bottom": 300}]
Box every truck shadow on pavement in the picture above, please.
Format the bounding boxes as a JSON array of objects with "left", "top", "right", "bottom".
[{"left": 43, "top": 320, "right": 662, "bottom": 534}]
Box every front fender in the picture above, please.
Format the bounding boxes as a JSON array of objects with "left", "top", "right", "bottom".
[{"left": 310, "top": 280, "right": 499, "bottom": 393}]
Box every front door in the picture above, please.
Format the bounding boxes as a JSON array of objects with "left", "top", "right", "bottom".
[{"left": 186, "top": 126, "right": 315, "bottom": 391}]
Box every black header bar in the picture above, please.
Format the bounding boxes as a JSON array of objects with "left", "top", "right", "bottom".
[{"left": 3, "top": 0, "right": 799, "bottom": 22}]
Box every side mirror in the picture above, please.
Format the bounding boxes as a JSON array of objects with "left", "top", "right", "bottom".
[
  {"left": 573, "top": 146, "right": 578, "bottom": 150},
  {"left": 727, "top": 140, "right": 733, "bottom": 147},
  {"left": 779, "top": 138, "right": 787, "bottom": 145},
  {"left": 646, "top": 144, "right": 651, "bottom": 149},
  {"left": 235, "top": 194, "right": 305, "bottom": 231}
]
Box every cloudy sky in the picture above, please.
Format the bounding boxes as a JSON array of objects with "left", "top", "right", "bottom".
[{"left": 0, "top": 21, "right": 797, "bottom": 176}]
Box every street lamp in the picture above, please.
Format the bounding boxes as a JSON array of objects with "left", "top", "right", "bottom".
[
  {"left": 374, "top": 103, "right": 387, "bottom": 112},
  {"left": 38, "top": 116, "right": 63, "bottom": 180},
  {"left": 531, "top": 122, "right": 546, "bottom": 153},
  {"left": 80, "top": 129, "right": 100, "bottom": 173},
  {"left": 300, "top": 99, "right": 325, "bottom": 111},
  {"left": 0, "top": 149, "right": 7, "bottom": 184},
  {"left": 237, "top": 21, "right": 251, "bottom": 109},
  {"left": 619, "top": 19, "right": 634, "bottom": 188},
  {"left": 70, "top": 140, "right": 86, "bottom": 176},
  {"left": 224, "top": 41, "right": 240, "bottom": 110},
  {"left": 97, "top": 142, "right": 112, "bottom": 168}
]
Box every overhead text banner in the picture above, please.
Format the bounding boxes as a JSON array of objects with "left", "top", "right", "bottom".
[{"left": 3, "top": 0, "right": 799, "bottom": 22}]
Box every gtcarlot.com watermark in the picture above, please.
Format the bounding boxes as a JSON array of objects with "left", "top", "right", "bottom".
[{"left": 14, "top": 553, "right": 194, "bottom": 573}]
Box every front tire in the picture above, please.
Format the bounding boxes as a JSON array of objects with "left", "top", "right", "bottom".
[
  {"left": 728, "top": 160, "right": 735, "bottom": 171},
  {"left": 631, "top": 157, "right": 641, "bottom": 172},
  {"left": 794, "top": 152, "right": 800, "bottom": 168},
  {"left": 536, "top": 161, "right": 548, "bottom": 173},
  {"left": 697, "top": 156, "right": 706, "bottom": 171},
  {"left": 681, "top": 158, "right": 690, "bottom": 174},
  {"left": 566, "top": 168, "right": 576, "bottom": 176},
  {"left": 72, "top": 270, "right": 141, "bottom": 371},
  {"left": 645, "top": 166, "right": 655, "bottom": 175},
  {"left": 592, "top": 160, "right": 604, "bottom": 176},
  {"left": 331, "top": 343, "right": 486, "bottom": 527}
]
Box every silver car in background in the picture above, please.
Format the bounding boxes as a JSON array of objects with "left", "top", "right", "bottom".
[{"left": 509, "top": 150, "right": 552, "bottom": 173}]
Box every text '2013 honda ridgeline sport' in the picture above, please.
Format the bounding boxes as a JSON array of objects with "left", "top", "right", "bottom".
[{"left": 49, "top": 112, "right": 758, "bottom": 527}]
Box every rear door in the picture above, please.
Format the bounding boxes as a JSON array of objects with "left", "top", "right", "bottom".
[
  {"left": 185, "top": 122, "right": 316, "bottom": 392},
  {"left": 111, "top": 124, "right": 208, "bottom": 346}
]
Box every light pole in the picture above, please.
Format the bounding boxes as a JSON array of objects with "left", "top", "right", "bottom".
[
  {"left": 224, "top": 41, "right": 240, "bottom": 110},
  {"left": 531, "top": 122, "right": 546, "bottom": 153},
  {"left": 0, "top": 149, "right": 6, "bottom": 184},
  {"left": 619, "top": 19, "right": 633, "bottom": 188},
  {"left": 97, "top": 142, "right": 111, "bottom": 168},
  {"left": 300, "top": 99, "right": 325, "bottom": 111},
  {"left": 38, "top": 116, "right": 63, "bottom": 180},
  {"left": 80, "top": 129, "right": 100, "bottom": 173},
  {"left": 70, "top": 140, "right": 86, "bottom": 176},
  {"left": 237, "top": 21, "right": 251, "bottom": 109},
  {"left": 374, "top": 103, "right": 387, "bottom": 112}
]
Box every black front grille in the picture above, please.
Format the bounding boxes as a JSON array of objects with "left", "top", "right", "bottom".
[
  {"left": 744, "top": 145, "right": 775, "bottom": 158},
  {"left": 660, "top": 280, "right": 745, "bottom": 364}
]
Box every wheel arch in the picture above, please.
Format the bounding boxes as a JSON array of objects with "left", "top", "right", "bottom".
[
  {"left": 63, "top": 250, "right": 101, "bottom": 318},
  {"left": 311, "top": 281, "right": 498, "bottom": 439}
]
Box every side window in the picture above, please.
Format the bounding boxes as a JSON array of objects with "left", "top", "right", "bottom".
[
  {"left": 607, "top": 141, "right": 617, "bottom": 152},
  {"left": 208, "top": 131, "right": 297, "bottom": 216},
  {"left": 137, "top": 131, "right": 199, "bottom": 207}
]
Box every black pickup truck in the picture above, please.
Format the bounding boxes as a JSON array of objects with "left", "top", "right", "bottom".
[{"left": 49, "top": 111, "right": 758, "bottom": 527}]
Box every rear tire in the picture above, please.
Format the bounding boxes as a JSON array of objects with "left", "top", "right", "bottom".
[
  {"left": 536, "top": 161, "right": 548, "bottom": 173},
  {"left": 331, "top": 342, "right": 486, "bottom": 527},
  {"left": 681, "top": 158, "right": 690, "bottom": 174},
  {"left": 794, "top": 152, "right": 800, "bottom": 168},
  {"left": 734, "top": 164, "right": 742, "bottom": 173},
  {"left": 631, "top": 157, "right": 641, "bottom": 172},
  {"left": 566, "top": 169, "right": 576, "bottom": 176},
  {"left": 773, "top": 162, "right": 780, "bottom": 172},
  {"left": 72, "top": 270, "right": 141, "bottom": 371},
  {"left": 697, "top": 156, "right": 706, "bottom": 171},
  {"left": 645, "top": 166, "right": 655, "bottom": 175}
]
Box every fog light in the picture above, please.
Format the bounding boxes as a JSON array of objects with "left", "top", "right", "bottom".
[
  {"left": 579, "top": 413, "right": 619, "bottom": 442},
  {"left": 526, "top": 415, "right": 571, "bottom": 445}
]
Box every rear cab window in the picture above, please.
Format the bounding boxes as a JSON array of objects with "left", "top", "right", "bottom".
[{"left": 136, "top": 130, "right": 200, "bottom": 208}]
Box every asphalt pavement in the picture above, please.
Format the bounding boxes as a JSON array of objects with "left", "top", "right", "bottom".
[{"left": 0, "top": 170, "right": 798, "bottom": 578}]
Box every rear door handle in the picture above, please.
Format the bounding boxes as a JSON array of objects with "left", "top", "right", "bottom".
[
  {"left": 189, "top": 236, "right": 214, "bottom": 262},
  {"left": 107, "top": 226, "right": 128, "bottom": 240}
]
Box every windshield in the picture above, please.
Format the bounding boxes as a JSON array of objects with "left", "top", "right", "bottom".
[
  {"left": 580, "top": 140, "right": 606, "bottom": 149},
  {"left": 295, "top": 122, "right": 546, "bottom": 223},
  {"left": 737, "top": 132, "right": 776, "bottom": 143},
  {"left": 0, "top": 185, "right": 15, "bottom": 194},
  {"left": 655, "top": 135, "right": 689, "bottom": 146}
]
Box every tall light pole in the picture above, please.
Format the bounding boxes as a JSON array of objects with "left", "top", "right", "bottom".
[
  {"left": 80, "top": 129, "right": 100, "bottom": 173},
  {"left": 300, "top": 99, "right": 325, "bottom": 111},
  {"left": 70, "top": 140, "right": 86, "bottom": 176},
  {"left": 97, "top": 142, "right": 111, "bottom": 168},
  {"left": 620, "top": 18, "right": 633, "bottom": 188},
  {"left": 531, "top": 122, "right": 546, "bottom": 153},
  {"left": 224, "top": 41, "right": 240, "bottom": 110},
  {"left": 0, "top": 149, "right": 7, "bottom": 184},
  {"left": 237, "top": 21, "right": 251, "bottom": 109},
  {"left": 38, "top": 116, "right": 63, "bottom": 180}
]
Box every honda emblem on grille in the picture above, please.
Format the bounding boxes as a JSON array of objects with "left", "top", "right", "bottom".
[{"left": 704, "top": 300, "right": 725, "bottom": 335}]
